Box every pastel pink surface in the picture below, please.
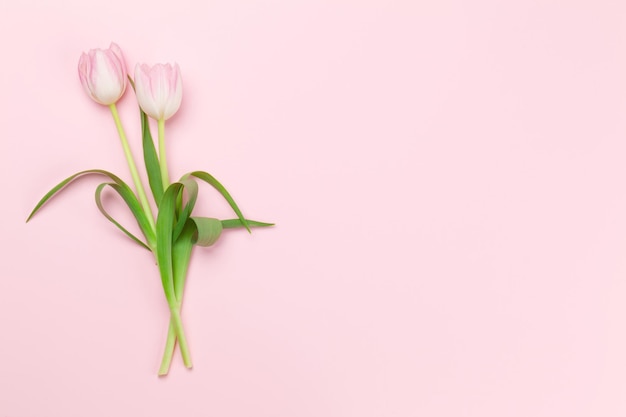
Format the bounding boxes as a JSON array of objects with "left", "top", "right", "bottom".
[{"left": 2, "top": 0, "right": 626, "bottom": 416}]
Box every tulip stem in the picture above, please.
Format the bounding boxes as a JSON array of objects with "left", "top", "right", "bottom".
[
  {"left": 171, "top": 305, "right": 192, "bottom": 367},
  {"left": 158, "top": 119, "right": 170, "bottom": 190},
  {"left": 159, "top": 235, "right": 192, "bottom": 375},
  {"left": 158, "top": 301, "right": 192, "bottom": 374},
  {"left": 109, "top": 104, "right": 156, "bottom": 234},
  {"left": 158, "top": 318, "right": 177, "bottom": 375}
]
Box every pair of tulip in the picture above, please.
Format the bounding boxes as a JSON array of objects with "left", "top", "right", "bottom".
[
  {"left": 31, "top": 42, "right": 272, "bottom": 375},
  {"left": 78, "top": 42, "right": 189, "bottom": 373},
  {"left": 78, "top": 42, "right": 182, "bottom": 121}
]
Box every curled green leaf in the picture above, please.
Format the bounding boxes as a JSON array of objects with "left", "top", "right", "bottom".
[
  {"left": 172, "top": 177, "right": 199, "bottom": 241},
  {"left": 190, "top": 217, "right": 223, "bottom": 247},
  {"left": 95, "top": 183, "right": 152, "bottom": 251},
  {"left": 28, "top": 169, "right": 137, "bottom": 222},
  {"left": 187, "top": 171, "right": 251, "bottom": 233}
]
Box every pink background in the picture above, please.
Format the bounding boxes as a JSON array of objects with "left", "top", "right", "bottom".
[{"left": 2, "top": 0, "right": 626, "bottom": 415}]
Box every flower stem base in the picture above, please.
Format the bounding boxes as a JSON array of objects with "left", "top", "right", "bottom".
[{"left": 158, "top": 308, "right": 192, "bottom": 375}]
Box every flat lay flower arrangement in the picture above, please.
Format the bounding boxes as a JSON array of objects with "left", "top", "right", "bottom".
[{"left": 27, "top": 43, "right": 273, "bottom": 376}]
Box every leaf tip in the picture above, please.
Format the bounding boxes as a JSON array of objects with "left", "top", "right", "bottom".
[{"left": 25, "top": 210, "right": 36, "bottom": 223}]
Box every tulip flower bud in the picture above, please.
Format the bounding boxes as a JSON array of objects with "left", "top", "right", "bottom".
[
  {"left": 78, "top": 43, "right": 128, "bottom": 105},
  {"left": 134, "top": 63, "right": 183, "bottom": 121}
]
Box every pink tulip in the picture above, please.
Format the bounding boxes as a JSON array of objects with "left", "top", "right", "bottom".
[
  {"left": 134, "top": 63, "right": 183, "bottom": 121},
  {"left": 78, "top": 43, "right": 127, "bottom": 105}
]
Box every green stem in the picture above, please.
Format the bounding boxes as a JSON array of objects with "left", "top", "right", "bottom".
[
  {"left": 170, "top": 306, "right": 192, "bottom": 368},
  {"left": 158, "top": 319, "right": 177, "bottom": 375},
  {"left": 158, "top": 311, "right": 191, "bottom": 374},
  {"left": 158, "top": 118, "right": 170, "bottom": 190},
  {"left": 109, "top": 104, "right": 156, "bottom": 233},
  {"left": 158, "top": 232, "right": 193, "bottom": 375}
]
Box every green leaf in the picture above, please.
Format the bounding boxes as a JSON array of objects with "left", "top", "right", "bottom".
[
  {"left": 156, "top": 182, "right": 184, "bottom": 305},
  {"left": 172, "top": 220, "right": 196, "bottom": 301},
  {"left": 188, "top": 171, "right": 251, "bottom": 233},
  {"left": 95, "top": 183, "right": 151, "bottom": 251},
  {"left": 221, "top": 218, "right": 275, "bottom": 229},
  {"left": 27, "top": 169, "right": 155, "bottom": 249},
  {"left": 190, "top": 217, "right": 223, "bottom": 246},
  {"left": 172, "top": 177, "right": 199, "bottom": 241},
  {"left": 28, "top": 169, "right": 137, "bottom": 222},
  {"left": 141, "top": 110, "right": 164, "bottom": 205}
]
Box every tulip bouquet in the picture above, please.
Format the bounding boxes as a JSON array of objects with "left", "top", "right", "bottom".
[{"left": 27, "top": 43, "right": 272, "bottom": 375}]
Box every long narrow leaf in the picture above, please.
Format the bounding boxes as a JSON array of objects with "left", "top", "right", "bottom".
[
  {"left": 188, "top": 171, "right": 250, "bottom": 232},
  {"left": 27, "top": 169, "right": 136, "bottom": 222},
  {"left": 141, "top": 110, "right": 164, "bottom": 205},
  {"left": 173, "top": 220, "right": 196, "bottom": 301},
  {"left": 95, "top": 183, "right": 151, "bottom": 251},
  {"left": 156, "top": 183, "right": 184, "bottom": 304},
  {"left": 221, "top": 218, "right": 275, "bottom": 229}
]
